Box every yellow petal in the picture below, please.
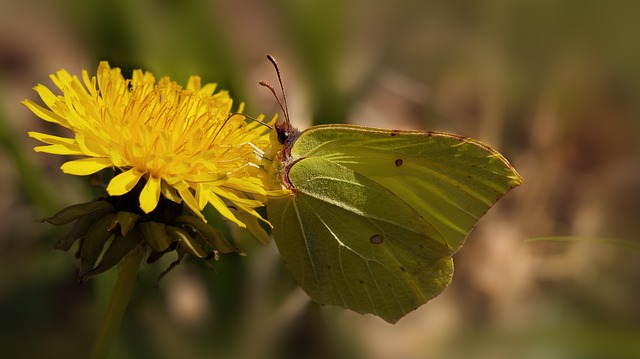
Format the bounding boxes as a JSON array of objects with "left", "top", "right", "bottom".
[
  {"left": 28, "top": 132, "right": 74, "bottom": 146},
  {"left": 176, "top": 185, "right": 206, "bottom": 221},
  {"left": 179, "top": 172, "right": 226, "bottom": 183},
  {"left": 236, "top": 211, "right": 271, "bottom": 244},
  {"left": 224, "top": 177, "right": 267, "bottom": 195},
  {"left": 106, "top": 169, "right": 144, "bottom": 196},
  {"left": 50, "top": 69, "right": 73, "bottom": 90},
  {"left": 29, "top": 132, "right": 83, "bottom": 155},
  {"left": 81, "top": 69, "right": 97, "bottom": 97},
  {"left": 199, "top": 83, "right": 217, "bottom": 96},
  {"left": 22, "top": 100, "right": 70, "bottom": 128},
  {"left": 236, "top": 102, "right": 245, "bottom": 113},
  {"left": 33, "top": 84, "right": 64, "bottom": 113},
  {"left": 34, "top": 144, "right": 84, "bottom": 156},
  {"left": 196, "top": 182, "right": 209, "bottom": 208},
  {"left": 186, "top": 76, "right": 202, "bottom": 91},
  {"left": 161, "top": 182, "right": 182, "bottom": 204},
  {"left": 208, "top": 193, "right": 244, "bottom": 228},
  {"left": 213, "top": 187, "right": 263, "bottom": 208},
  {"left": 61, "top": 158, "right": 112, "bottom": 175},
  {"left": 140, "top": 176, "right": 161, "bottom": 213},
  {"left": 76, "top": 131, "right": 108, "bottom": 157}
]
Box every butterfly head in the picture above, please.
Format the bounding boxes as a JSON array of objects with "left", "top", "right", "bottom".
[{"left": 274, "top": 116, "right": 294, "bottom": 144}]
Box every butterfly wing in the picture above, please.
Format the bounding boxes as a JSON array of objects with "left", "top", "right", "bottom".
[{"left": 267, "top": 125, "right": 522, "bottom": 323}]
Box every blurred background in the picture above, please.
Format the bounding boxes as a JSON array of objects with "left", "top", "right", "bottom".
[{"left": 1, "top": 0, "right": 640, "bottom": 358}]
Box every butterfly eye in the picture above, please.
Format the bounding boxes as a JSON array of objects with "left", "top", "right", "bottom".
[{"left": 277, "top": 127, "right": 289, "bottom": 144}]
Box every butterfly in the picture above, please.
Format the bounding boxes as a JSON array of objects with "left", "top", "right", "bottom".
[{"left": 261, "top": 55, "right": 522, "bottom": 323}]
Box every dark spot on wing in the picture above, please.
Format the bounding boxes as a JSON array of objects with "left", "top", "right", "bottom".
[
  {"left": 359, "top": 280, "right": 365, "bottom": 284},
  {"left": 369, "top": 234, "right": 384, "bottom": 244},
  {"left": 390, "top": 130, "right": 399, "bottom": 137},
  {"left": 400, "top": 266, "right": 406, "bottom": 272},
  {"left": 395, "top": 158, "right": 403, "bottom": 167}
]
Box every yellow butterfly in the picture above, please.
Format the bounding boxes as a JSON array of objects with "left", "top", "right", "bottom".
[{"left": 262, "top": 56, "right": 522, "bottom": 323}]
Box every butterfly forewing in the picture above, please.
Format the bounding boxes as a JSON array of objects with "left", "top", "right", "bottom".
[{"left": 286, "top": 125, "right": 522, "bottom": 250}]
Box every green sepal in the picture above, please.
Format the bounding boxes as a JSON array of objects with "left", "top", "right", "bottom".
[
  {"left": 139, "top": 221, "right": 171, "bottom": 252},
  {"left": 53, "top": 208, "right": 115, "bottom": 251},
  {"left": 78, "top": 213, "right": 117, "bottom": 280},
  {"left": 39, "top": 199, "right": 114, "bottom": 225},
  {"left": 108, "top": 211, "right": 140, "bottom": 236},
  {"left": 166, "top": 226, "right": 208, "bottom": 258},
  {"left": 80, "top": 227, "right": 144, "bottom": 282},
  {"left": 175, "top": 215, "right": 239, "bottom": 254}
]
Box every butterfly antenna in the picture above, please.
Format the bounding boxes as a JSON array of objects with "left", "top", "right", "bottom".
[
  {"left": 259, "top": 55, "right": 291, "bottom": 126},
  {"left": 211, "top": 113, "right": 234, "bottom": 142},
  {"left": 229, "top": 112, "right": 273, "bottom": 130},
  {"left": 222, "top": 113, "right": 272, "bottom": 160},
  {"left": 213, "top": 112, "right": 273, "bottom": 142}
]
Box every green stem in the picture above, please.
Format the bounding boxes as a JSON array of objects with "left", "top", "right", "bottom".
[{"left": 90, "top": 243, "right": 145, "bottom": 359}]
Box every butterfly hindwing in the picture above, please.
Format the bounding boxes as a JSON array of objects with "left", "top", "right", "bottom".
[{"left": 267, "top": 156, "right": 454, "bottom": 322}]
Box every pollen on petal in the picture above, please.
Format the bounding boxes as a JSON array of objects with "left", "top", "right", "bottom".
[
  {"left": 107, "top": 169, "right": 145, "bottom": 196},
  {"left": 61, "top": 158, "right": 112, "bottom": 175}
]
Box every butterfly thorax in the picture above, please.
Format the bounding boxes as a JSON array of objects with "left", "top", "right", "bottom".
[{"left": 271, "top": 120, "right": 302, "bottom": 192}]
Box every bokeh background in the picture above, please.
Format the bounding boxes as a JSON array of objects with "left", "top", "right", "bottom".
[{"left": 2, "top": 0, "right": 640, "bottom": 358}]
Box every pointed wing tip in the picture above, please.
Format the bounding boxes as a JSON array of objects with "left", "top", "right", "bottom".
[{"left": 511, "top": 171, "right": 524, "bottom": 187}]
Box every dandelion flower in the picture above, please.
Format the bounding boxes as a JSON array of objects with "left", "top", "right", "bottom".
[
  {"left": 23, "top": 62, "right": 295, "bottom": 358},
  {"left": 24, "top": 61, "right": 288, "bottom": 232}
]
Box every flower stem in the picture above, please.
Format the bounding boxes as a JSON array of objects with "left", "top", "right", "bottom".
[{"left": 90, "top": 243, "right": 145, "bottom": 359}]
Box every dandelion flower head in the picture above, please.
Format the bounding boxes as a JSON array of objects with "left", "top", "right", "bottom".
[{"left": 24, "top": 61, "right": 287, "bottom": 230}]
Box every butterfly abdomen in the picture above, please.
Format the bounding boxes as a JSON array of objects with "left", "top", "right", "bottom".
[{"left": 279, "top": 157, "right": 302, "bottom": 191}]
